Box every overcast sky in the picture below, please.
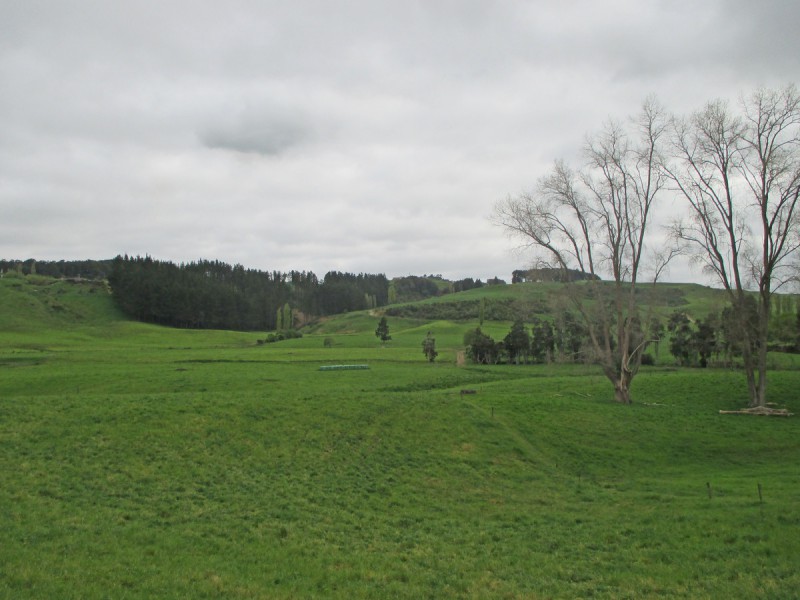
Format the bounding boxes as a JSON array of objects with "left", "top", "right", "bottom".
[{"left": 1, "top": 0, "right": 798, "bottom": 282}]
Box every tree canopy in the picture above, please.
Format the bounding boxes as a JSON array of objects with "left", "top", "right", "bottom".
[{"left": 107, "top": 255, "right": 390, "bottom": 331}]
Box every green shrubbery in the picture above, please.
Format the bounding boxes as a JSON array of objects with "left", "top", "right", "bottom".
[{"left": 260, "top": 329, "right": 303, "bottom": 344}]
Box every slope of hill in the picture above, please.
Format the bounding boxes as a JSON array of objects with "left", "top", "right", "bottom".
[
  {"left": 384, "top": 280, "right": 737, "bottom": 322},
  {"left": 0, "top": 272, "right": 770, "bottom": 337},
  {"left": 0, "top": 274, "right": 122, "bottom": 333}
]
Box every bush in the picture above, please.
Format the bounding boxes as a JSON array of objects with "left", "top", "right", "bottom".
[{"left": 262, "top": 330, "right": 303, "bottom": 344}]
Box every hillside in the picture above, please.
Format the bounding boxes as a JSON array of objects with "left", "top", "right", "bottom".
[
  {"left": 0, "top": 272, "right": 781, "bottom": 335},
  {"left": 2, "top": 256, "right": 771, "bottom": 335},
  {"left": 0, "top": 274, "right": 122, "bottom": 333},
  {"left": 384, "top": 280, "right": 737, "bottom": 323}
]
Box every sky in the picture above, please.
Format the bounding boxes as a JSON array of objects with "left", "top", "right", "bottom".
[{"left": 1, "top": 0, "right": 798, "bottom": 283}]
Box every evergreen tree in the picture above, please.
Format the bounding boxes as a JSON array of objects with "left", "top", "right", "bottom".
[
  {"left": 375, "top": 317, "right": 391, "bottom": 344},
  {"left": 531, "top": 318, "right": 555, "bottom": 363},
  {"left": 422, "top": 331, "right": 438, "bottom": 362},
  {"left": 464, "top": 327, "right": 500, "bottom": 364},
  {"left": 504, "top": 319, "right": 531, "bottom": 365},
  {"left": 555, "top": 311, "right": 585, "bottom": 362},
  {"left": 667, "top": 311, "right": 694, "bottom": 366},
  {"left": 692, "top": 315, "right": 718, "bottom": 368}
]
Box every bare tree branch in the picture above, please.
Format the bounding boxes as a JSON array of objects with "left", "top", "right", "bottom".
[
  {"left": 492, "top": 98, "right": 672, "bottom": 404},
  {"left": 666, "top": 84, "right": 800, "bottom": 407}
]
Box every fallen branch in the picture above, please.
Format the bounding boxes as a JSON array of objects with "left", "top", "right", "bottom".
[{"left": 719, "top": 406, "right": 794, "bottom": 417}]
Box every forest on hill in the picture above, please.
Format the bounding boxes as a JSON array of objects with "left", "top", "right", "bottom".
[
  {"left": 1, "top": 256, "right": 499, "bottom": 331},
  {"left": 105, "top": 255, "right": 388, "bottom": 331}
]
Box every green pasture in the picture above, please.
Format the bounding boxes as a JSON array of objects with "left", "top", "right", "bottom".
[
  {"left": 1, "top": 276, "right": 799, "bottom": 598},
  {"left": 388, "top": 279, "right": 739, "bottom": 320}
]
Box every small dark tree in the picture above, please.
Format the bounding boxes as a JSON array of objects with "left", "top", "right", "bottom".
[
  {"left": 668, "top": 311, "right": 694, "bottom": 366},
  {"left": 555, "top": 311, "right": 586, "bottom": 362},
  {"left": 504, "top": 319, "right": 531, "bottom": 365},
  {"left": 531, "top": 318, "right": 556, "bottom": 363},
  {"left": 464, "top": 327, "right": 499, "bottom": 364},
  {"left": 422, "top": 331, "right": 438, "bottom": 362},
  {"left": 692, "top": 316, "right": 718, "bottom": 368},
  {"left": 375, "top": 317, "right": 391, "bottom": 344}
]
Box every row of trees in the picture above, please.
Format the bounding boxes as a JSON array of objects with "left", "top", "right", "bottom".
[
  {"left": 465, "top": 316, "right": 587, "bottom": 365},
  {"left": 0, "top": 259, "right": 113, "bottom": 280},
  {"left": 494, "top": 84, "right": 800, "bottom": 407},
  {"left": 667, "top": 304, "right": 800, "bottom": 368},
  {"left": 108, "top": 255, "right": 390, "bottom": 331},
  {"left": 464, "top": 304, "right": 799, "bottom": 368}
]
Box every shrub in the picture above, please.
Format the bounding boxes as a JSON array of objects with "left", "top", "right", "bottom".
[{"left": 262, "top": 330, "right": 303, "bottom": 344}]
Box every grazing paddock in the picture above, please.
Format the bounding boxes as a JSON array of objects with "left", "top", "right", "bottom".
[{"left": 0, "top": 277, "right": 798, "bottom": 598}]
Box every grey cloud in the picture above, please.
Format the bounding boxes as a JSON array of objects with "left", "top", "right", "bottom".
[{"left": 199, "top": 114, "right": 310, "bottom": 156}]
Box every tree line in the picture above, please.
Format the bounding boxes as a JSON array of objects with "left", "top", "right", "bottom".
[
  {"left": 464, "top": 314, "right": 622, "bottom": 366},
  {"left": 464, "top": 304, "right": 800, "bottom": 368},
  {"left": 0, "top": 259, "right": 113, "bottom": 280},
  {"left": 107, "top": 255, "right": 390, "bottom": 331}
]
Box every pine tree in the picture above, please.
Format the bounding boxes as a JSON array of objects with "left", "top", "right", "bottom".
[
  {"left": 375, "top": 317, "right": 391, "bottom": 344},
  {"left": 422, "top": 331, "right": 438, "bottom": 362}
]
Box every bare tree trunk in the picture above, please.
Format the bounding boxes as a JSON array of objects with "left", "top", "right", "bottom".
[
  {"left": 742, "top": 355, "right": 759, "bottom": 407},
  {"left": 754, "top": 300, "right": 770, "bottom": 407},
  {"left": 604, "top": 365, "right": 633, "bottom": 404},
  {"left": 613, "top": 378, "right": 632, "bottom": 404}
]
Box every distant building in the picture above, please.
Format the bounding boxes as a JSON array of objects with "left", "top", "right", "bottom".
[{"left": 511, "top": 268, "right": 600, "bottom": 283}]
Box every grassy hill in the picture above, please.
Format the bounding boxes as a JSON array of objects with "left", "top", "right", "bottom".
[
  {"left": 384, "top": 280, "right": 738, "bottom": 323},
  {"left": 1, "top": 275, "right": 799, "bottom": 598},
  {"left": 0, "top": 273, "right": 122, "bottom": 332}
]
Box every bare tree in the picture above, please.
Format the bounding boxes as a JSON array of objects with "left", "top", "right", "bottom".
[
  {"left": 493, "top": 98, "right": 670, "bottom": 404},
  {"left": 666, "top": 85, "right": 800, "bottom": 408}
]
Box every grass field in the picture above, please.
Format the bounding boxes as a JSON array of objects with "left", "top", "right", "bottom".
[{"left": 1, "top": 275, "right": 799, "bottom": 598}]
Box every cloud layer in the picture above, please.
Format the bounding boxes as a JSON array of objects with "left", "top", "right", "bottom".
[{"left": 2, "top": 0, "right": 798, "bottom": 281}]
